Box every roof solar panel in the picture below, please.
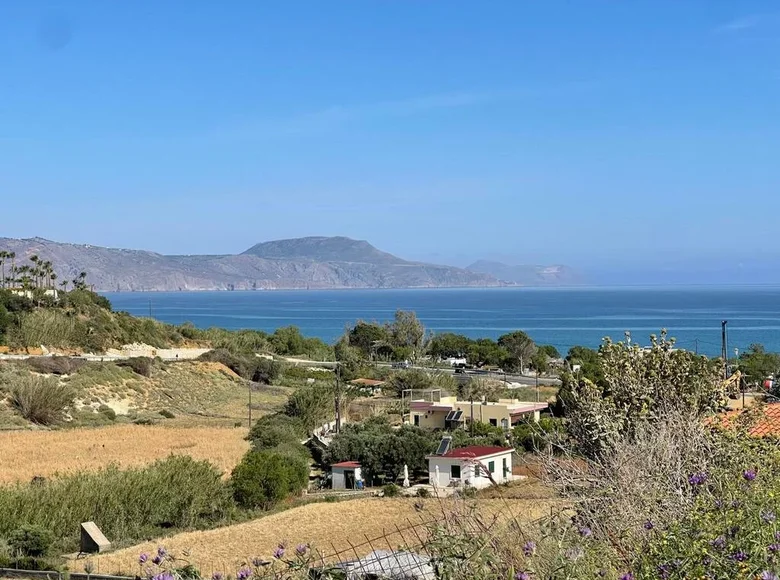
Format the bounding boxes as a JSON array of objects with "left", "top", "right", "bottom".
[{"left": 435, "top": 436, "right": 452, "bottom": 456}]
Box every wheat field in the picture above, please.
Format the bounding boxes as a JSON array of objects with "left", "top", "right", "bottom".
[
  {"left": 0, "top": 424, "right": 249, "bottom": 483},
  {"left": 79, "top": 497, "right": 558, "bottom": 576}
]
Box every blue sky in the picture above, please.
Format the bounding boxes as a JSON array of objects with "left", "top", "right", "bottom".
[{"left": 1, "top": 1, "right": 779, "bottom": 274}]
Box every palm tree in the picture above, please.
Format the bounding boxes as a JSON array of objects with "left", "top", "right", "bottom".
[
  {"left": 0, "top": 250, "right": 7, "bottom": 289},
  {"left": 8, "top": 252, "right": 16, "bottom": 288},
  {"left": 59, "top": 279, "right": 68, "bottom": 291}
]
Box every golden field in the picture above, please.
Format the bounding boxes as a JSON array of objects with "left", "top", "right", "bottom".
[
  {"left": 0, "top": 424, "right": 249, "bottom": 483},
  {"left": 77, "top": 497, "right": 558, "bottom": 576}
]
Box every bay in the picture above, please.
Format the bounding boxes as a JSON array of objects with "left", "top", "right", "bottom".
[{"left": 102, "top": 287, "right": 780, "bottom": 357}]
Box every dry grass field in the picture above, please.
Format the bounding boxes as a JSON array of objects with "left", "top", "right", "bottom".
[
  {"left": 79, "top": 496, "right": 559, "bottom": 576},
  {"left": 0, "top": 424, "right": 250, "bottom": 483}
]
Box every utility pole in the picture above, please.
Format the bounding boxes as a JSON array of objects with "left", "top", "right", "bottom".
[
  {"left": 248, "top": 384, "right": 252, "bottom": 429},
  {"left": 535, "top": 369, "right": 540, "bottom": 402},
  {"left": 334, "top": 363, "right": 342, "bottom": 434},
  {"left": 721, "top": 320, "right": 728, "bottom": 379}
]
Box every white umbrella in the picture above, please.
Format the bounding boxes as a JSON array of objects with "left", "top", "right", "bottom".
[
  {"left": 434, "top": 465, "right": 440, "bottom": 487},
  {"left": 403, "top": 464, "right": 410, "bottom": 488}
]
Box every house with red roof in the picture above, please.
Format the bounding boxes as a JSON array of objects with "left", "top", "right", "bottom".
[
  {"left": 427, "top": 445, "right": 515, "bottom": 489},
  {"left": 331, "top": 460, "right": 364, "bottom": 490}
]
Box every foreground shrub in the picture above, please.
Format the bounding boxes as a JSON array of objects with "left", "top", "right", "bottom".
[
  {"left": 9, "top": 375, "right": 74, "bottom": 425},
  {"left": 382, "top": 483, "right": 400, "bottom": 497},
  {"left": 248, "top": 414, "right": 307, "bottom": 451},
  {"left": 0, "top": 456, "right": 233, "bottom": 553},
  {"left": 231, "top": 450, "right": 309, "bottom": 510}
]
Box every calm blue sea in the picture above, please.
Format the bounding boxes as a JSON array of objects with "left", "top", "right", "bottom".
[{"left": 102, "top": 287, "right": 780, "bottom": 357}]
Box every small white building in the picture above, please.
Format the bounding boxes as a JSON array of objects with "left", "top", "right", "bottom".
[
  {"left": 427, "top": 446, "right": 514, "bottom": 490},
  {"left": 331, "top": 461, "right": 363, "bottom": 490}
]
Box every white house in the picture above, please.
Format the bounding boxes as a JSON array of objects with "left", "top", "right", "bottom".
[
  {"left": 427, "top": 446, "right": 514, "bottom": 490},
  {"left": 331, "top": 461, "right": 363, "bottom": 490}
]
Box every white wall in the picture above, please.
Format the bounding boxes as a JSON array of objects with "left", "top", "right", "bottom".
[
  {"left": 332, "top": 467, "right": 362, "bottom": 490},
  {"left": 428, "top": 452, "right": 513, "bottom": 490}
]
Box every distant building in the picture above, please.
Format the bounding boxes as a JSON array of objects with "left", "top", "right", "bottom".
[
  {"left": 331, "top": 461, "right": 363, "bottom": 490},
  {"left": 427, "top": 445, "right": 515, "bottom": 489},
  {"left": 409, "top": 396, "right": 548, "bottom": 429}
]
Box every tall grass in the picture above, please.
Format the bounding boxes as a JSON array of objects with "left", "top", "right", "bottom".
[{"left": 0, "top": 456, "right": 234, "bottom": 552}]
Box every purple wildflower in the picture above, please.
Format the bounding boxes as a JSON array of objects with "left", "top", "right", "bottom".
[
  {"left": 657, "top": 564, "right": 671, "bottom": 580},
  {"left": 211, "top": 573, "right": 224, "bottom": 580},
  {"left": 710, "top": 536, "right": 727, "bottom": 550},
  {"left": 729, "top": 551, "right": 748, "bottom": 562},
  {"left": 157, "top": 546, "right": 167, "bottom": 558},
  {"left": 138, "top": 553, "right": 149, "bottom": 565},
  {"left": 273, "top": 546, "right": 285, "bottom": 559},
  {"left": 702, "top": 556, "right": 712, "bottom": 567},
  {"left": 152, "top": 574, "right": 174, "bottom": 580},
  {"left": 762, "top": 572, "right": 779, "bottom": 580},
  {"left": 731, "top": 499, "right": 741, "bottom": 509},
  {"left": 764, "top": 510, "right": 777, "bottom": 523},
  {"left": 515, "top": 573, "right": 530, "bottom": 580},
  {"left": 579, "top": 526, "right": 592, "bottom": 538},
  {"left": 619, "top": 574, "right": 634, "bottom": 580},
  {"left": 151, "top": 556, "right": 162, "bottom": 566},
  {"left": 643, "top": 520, "right": 655, "bottom": 530},
  {"left": 688, "top": 472, "right": 708, "bottom": 486},
  {"left": 768, "top": 543, "right": 780, "bottom": 554},
  {"left": 236, "top": 567, "right": 252, "bottom": 580},
  {"left": 522, "top": 541, "right": 536, "bottom": 557},
  {"left": 713, "top": 498, "right": 725, "bottom": 510},
  {"left": 744, "top": 469, "right": 757, "bottom": 481},
  {"left": 776, "top": 531, "right": 780, "bottom": 541},
  {"left": 296, "top": 544, "right": 308, "bottom": 556}
]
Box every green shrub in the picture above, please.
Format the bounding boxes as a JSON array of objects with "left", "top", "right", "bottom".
[
  {"left": 117, "top": 356, "right": 154, "bottom": 377},
  {"left": 416, "top": 487, "right": 431, "bottom": 498},
  {"left": 231, "top": 450, "right": 309, "bottom": 510},
  {"left": 98, "top": 404, "right": 117, "bottom": 421},
  {"left": 9, "top": 375, "right": 74, "bottom": 425},
  {"left": 249, "top": 414, "right": 307, "bottom": 451},
  {"left": 0, "top": 456, "right": 233, "bottom": 554},
  {"left": 382, "top": 483, "right": 400, "bottom": 497},
  {"left": 159, "top": 409, "right": 176, "bottom": 419},
  {"left": 199, "top": 349, "right": 254, "bottom": 379},
  {"left": 8, "top": 525, "right": 54, "bottom": 557},
  {"left": 513, "top": 417, "right": 564, "bottom": 453}
]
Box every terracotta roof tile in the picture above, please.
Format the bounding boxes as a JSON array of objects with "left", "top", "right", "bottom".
[{"left": 715, "top": 404, "right": 780, "bottom": 438}]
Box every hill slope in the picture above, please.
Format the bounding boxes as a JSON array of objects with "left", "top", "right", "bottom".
[
  {"left": 0, "top": 237, "right": 501, "bottom": 291},
  {"left": 466, "top": 260, "right": 582, "bottom": 286}
]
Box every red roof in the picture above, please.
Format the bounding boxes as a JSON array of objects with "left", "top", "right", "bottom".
[
  {"left": 332, "top": 461, "right": 361, "bottom": 468},
  {"left": 350, "top": 378, "right": 385, "bottom": 386},
  {"left": 717, "top": 404, "right": 780, "bottom": 438},
  {"left": 439, "top": 446, "right": 513, "bottom": 459}
]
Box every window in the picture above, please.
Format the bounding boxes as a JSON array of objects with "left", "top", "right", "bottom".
[
  {"left": 502, "top": 457, "right": 508, "bottom": 475},
  {"left": 500, "top": 418, "right": 509, "bottom": 429},
  {"left": 413, "top": 415, "right": 420, "bottom": 426},
  {"left": 488, "top": 461, "right": 495, "bottom": 473},
  {"left": 489, "top": 418, "right": 497, "bottom": 427},
  {"left": 451, "top": 464, "right": 461, "bottom": 479}
]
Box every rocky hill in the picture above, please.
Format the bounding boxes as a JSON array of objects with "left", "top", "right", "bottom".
[
  {"left": 0, "top": 237, "right": 503, "bottom": 291},
  {"left": 466, "top": 260, "right": 582, "bottom": 286}
]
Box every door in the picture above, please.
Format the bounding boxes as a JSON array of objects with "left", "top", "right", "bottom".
[{"left": 345, "top": 470, "right": 355, "bottom": 489}]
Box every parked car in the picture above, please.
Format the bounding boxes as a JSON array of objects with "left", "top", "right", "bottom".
[{"left": 392, "top": 361, "right": 411, "bottom": 369}]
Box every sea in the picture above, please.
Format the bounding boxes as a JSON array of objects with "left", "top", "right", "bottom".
[{"left": 102, "top": 286, "right": 780, "bottom": 358}]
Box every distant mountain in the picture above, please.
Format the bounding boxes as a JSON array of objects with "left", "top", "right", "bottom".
[
  {"left": 0, "top": 236, "right": 504, "bottom": 291},
  {"left": 466, "top": 260, "right": 582, "bottom": 286},
  {"left": 243, "top": 236, "right": 404, "bottom": 265}
]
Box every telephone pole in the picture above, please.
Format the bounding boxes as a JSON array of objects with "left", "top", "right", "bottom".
[{"left": 334, "top": 363, "right": 342, "bottom": 434}]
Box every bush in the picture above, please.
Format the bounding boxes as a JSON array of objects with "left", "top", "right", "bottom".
[
  {"left": 117, "top": 356, "right": 153, "bottom": 377},
  {"left": 0, "top": 456, "right": 233, "bottom": 553},
  {"left": 159, "top": 409, "right": 176, "bottom": 419},
  {"left": 252, "top": 357, "right": 281, "bottom": 384},
  {"left": 98, "top": 404, "right": 117, "bottom": 421},
  {"left": 231, "top": 450, "right": 309, "bottom": 510},
  {"left": 382, "top": 483, "right": 400, "bottom": 497},
  {"left": 9, "top": 375, "right": 74, "bottom": 425},
  {"left": 416, "top": 487, "right": 431, "bottom": 498},
  {"left": 199, "top": 349, "right": 254, "bottom": 380},
  {"left": 8, "top": 525, "right": 54, "bottom": 557},
  {"left": 513, "top": 417, "right": 564, "bottom": 453},
  {"left": 27, "top": 356, "right": 86, "bottom": 375},
  {"left": 248, "top": 414, "right": 307, "bottom": 451}
]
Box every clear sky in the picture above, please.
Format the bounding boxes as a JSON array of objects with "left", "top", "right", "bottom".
[{"left": 1, "top": 1, "right": 779, "bottom": 272}]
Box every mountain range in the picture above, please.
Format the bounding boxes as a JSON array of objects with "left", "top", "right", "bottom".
[{"left": 0, "top": 236, "right": 578, "bottom": 291}]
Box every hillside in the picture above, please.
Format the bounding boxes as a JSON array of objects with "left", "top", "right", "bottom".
[
  {"left": 0, "top": 237, "right": 501, "bottom": 291},
  {"left": 466, "top": 259, "right": 582, "bottom": 286}
]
